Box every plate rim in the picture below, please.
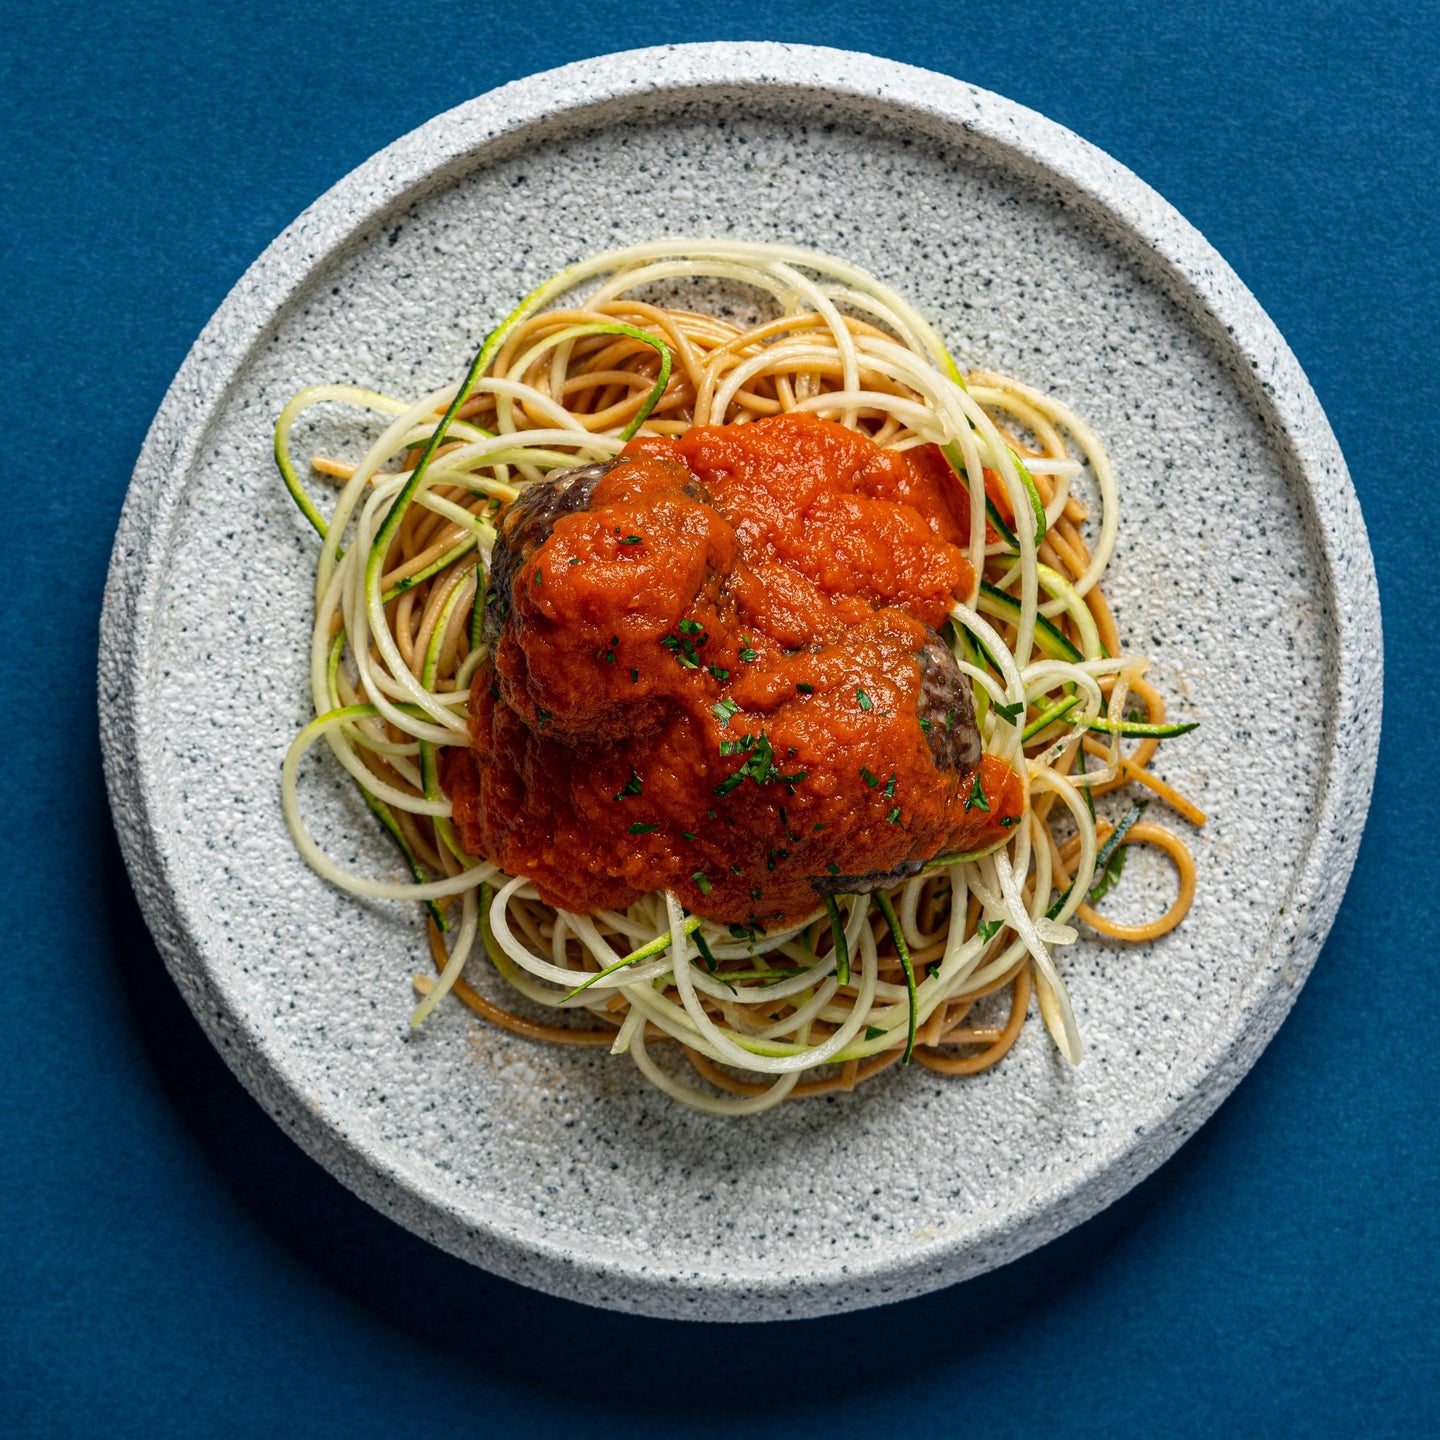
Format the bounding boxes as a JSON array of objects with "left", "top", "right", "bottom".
[{"left": 98, "top": 41, "right": 1382, "bottom": 1319}]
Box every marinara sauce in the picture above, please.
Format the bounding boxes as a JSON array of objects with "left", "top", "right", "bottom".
[{"left": 447, "top": 412, "right": 1023, "bottom": 926}]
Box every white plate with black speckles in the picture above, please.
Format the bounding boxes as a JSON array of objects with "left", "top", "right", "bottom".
[{"left": 100, "top": 44, "right": 1381, "bottom": 1321}]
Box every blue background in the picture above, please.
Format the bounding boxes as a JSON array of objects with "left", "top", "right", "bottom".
[{"left": 4, "top": 2, "right": 1435, "bottom": 1434}]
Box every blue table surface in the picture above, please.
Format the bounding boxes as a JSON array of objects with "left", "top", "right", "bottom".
[{"left": 5, "top": 2, "right": 1435, "bottom": 1434}]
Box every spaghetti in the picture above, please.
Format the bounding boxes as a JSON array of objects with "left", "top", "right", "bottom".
[{"left": 277, "top": 241, "right": 1205, "bottom": 1115}]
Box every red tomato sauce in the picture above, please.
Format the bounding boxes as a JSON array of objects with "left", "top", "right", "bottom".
[{"left": 447, "top": 413, "right": 1024, "bottom": 926}]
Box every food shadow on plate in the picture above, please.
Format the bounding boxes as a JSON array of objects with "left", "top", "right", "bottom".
[{"left": 102, "top": 827, "right": 1194, "bottom": 1401}]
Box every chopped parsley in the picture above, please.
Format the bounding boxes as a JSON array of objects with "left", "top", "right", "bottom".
[
  {"left": 533, "top": 568, "right": 542, "bottom": 586},
  {"left": 864, "top": 1025, "right": 886, "bottom": 1042},
  {"left": 883, "top": 773, "right": 897, "bottom": 798},
  {"left": 535, "top": 707, "right": 551, "bottom": 728},
  {"left": 691, "top": 871, "right": 713, "bottom": 895},
  {"left": 660, "top": 630, "right": 703, "bottom": 669},
  {"left": 630, "top": 667, "right": 639, "bottom": 684},
  {"left": 918, "top": 716, "right": 932, "bottom": 732},
  {"left": 681, "top": 830, "right": 698, "bottom": 841},
  {"left": 796, "top": 683, "right": 814, "bottom": 694},
  {"left": 826, "top": 862, "right": 841, "bottom": 876},
  {"left": 678, "top": 618, "right": 704, "bottom": 635},
  {"left": 711, "top": 697, "right": 741, "bottom": 722},
  {"left": 738, "top": 637, "right": 758, "bottom": 662},
  {"left": 886, "top": 807, "right": 902, "bottom": 824},
  {"left": 859, "top": 766, "right": 879, "bottom": 788},
  {"left": 856, "top": 687, "right": 874, "bottom": 712},
  {"left": 994, "top": 699, "right": 1025, "bottom": 724},
  {"left": 977, "top": 917, "right": 1004, "bottom": 942},
  {"left": 597, "top": 635, "right": 619, "bottom": 664},
  {"left": 965, "top": 773, "right": 990, "bottom": 813},
  {"left": 707, "top": 664, "right": 730, "bottom": 682},
  {"left": 620, "top": 534, "right": 643, "bottom": 545},
  {"left": 613, "top": 771, "right": 643, "bottom": 800},
  {"left": 628, "top": 822, "right": 659, "bottom": 835},
  {"left": 713, "top": 730, "right": 804, "bottom": 797}
]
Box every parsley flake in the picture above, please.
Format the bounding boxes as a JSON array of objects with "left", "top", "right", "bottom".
[
  {"left": 864, "top": 1025, "right": 886, "bottom": 1042},
  {"left": 856, "top": 687, "right": 874, "bottom": 712},
  {"left": 965, "top": 773, "right": 990, "bottom": 813},
  {"left": 628, "top": 822, "right": 659, "bottom": 835},
  {"left": 796, "top": 683, "right": 814, "bottom": 694},
  {"left": 613, "top": 771, "right": 643, "bottom": 800},
  {"left": 691, "top": 871, "right": 713, "bottom": 895},
  {"left": 859, "top": 766, "right": 879, "bottom": 788},
  {"left": 884, "top": 773, "right": 897, "bottom": 798},
  {"left": 738, "top": 637, "right": 758, "bottom": 662},
  {"left": 886, "top": 807, "right": 902, "bottom": 824}
]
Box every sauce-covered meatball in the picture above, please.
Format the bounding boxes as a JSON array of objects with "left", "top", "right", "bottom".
[{"left": 447, "top": 413, "right": 1023, "bottom": 926}]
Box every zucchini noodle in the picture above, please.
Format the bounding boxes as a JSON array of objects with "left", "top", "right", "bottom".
[{"left": 277, "top": 240, "right": 1205, "bottom": 1115}]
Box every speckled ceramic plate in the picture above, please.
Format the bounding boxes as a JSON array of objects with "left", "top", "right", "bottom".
[{"left": 100, "top": 44, "right": 1380, "bottom": 1320}]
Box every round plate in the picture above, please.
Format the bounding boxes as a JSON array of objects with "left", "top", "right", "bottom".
[{"left": 99, "top": 44, "right": 1380, "bottom": 1320}]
